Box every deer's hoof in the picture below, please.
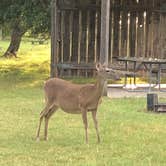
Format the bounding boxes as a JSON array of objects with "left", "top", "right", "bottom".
[
  {"left": 36, "top": 137, "right": 40, "bottom": 142},
  {"left": 44, "top": 137, "right": 48, "bottom": 141}
]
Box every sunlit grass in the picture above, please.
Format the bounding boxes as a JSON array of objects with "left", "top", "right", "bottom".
[
  {"left": 0, "top": 90, "right": 166, "bottom": 166},
  {"left": 1, "top": 38, "right": 166, "bottom": 87},
  {"left": 0, "top": 39, "right": 50, "bottom": 87},
  {"left": 0, "top": 39, "right": 166, "bottom": 165}
]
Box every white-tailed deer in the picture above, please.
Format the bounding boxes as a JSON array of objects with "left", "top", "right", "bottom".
[{"left": 36, "top": 63, "right": 120, "bottom": 143}]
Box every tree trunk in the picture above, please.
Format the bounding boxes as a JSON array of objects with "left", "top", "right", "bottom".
[
  {"left": 3, "top": 23, "right": 25, "bottom": 58},
  {"left": 0, "top": 28, "right": 2, "bottom": 40}
]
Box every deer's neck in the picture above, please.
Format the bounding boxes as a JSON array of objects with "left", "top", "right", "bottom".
[{"left": 94, "top": 76, "right": 106, "bottom": 97}]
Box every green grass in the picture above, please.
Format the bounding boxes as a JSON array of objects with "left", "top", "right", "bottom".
[
  {"left": 0, "top": 39, "right": 50, "bottom": 85},
  {"left": 0, "top": 39, "right": 166, "bottom": 165},
  {"left": 0, "top": 88, "right": 166, "bottom": 166}
]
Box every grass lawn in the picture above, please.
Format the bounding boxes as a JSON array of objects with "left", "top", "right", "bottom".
[{"left": 0, "top": 39, "right": 166, "bottom": 166}]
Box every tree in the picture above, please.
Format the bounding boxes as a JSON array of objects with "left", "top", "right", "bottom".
[{"left": 0, "top": 0, "right": 51, "bottom": 58}]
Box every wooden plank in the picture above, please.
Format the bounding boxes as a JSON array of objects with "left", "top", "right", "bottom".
[
  {"left": 113, "top": 0, "right": 121, "bottom": 59},
  {"left": 86, "top": 11, "right": 90, "bottom": 64},
  {"left": 78, "top": 10, "right": 82, "bottom": 64},
  {"left": 77, "top": 10, "right": 82, "bottom": 76},
  {"left": 147, "top": 12, "right": 152, "bottom": 58},
  {"left": 60, "top": 11, "right": 64, "bottom": 63},
  {"left": 72, "top": 11, "right": 79, "bottom": 63},
  {"left": 69, "top": 11, "right": 73, "bottom": 62},
  {"left": 100, "top": 0, "right": 110, "bottom": 96},
  {"left": 94, "top": 10, "right": 99, "bottom": 63},
  {"left": 129, "top": 12, "right": 136, "bottom": 57},
  {"left": 100, "top": 0, "right": 110, "bottom": 65},
  {"left": 59, "top": 5, "right": 157, "bottom": 12},
  {"left": 135, "top": 14, "right": 138, "bottom": 57},
  {"left": 143, "top": 11, "right": 147, "bottom": 57},
  {"left": 110, "top": 0, "right": 114, "bottom": 63},
  {"left": 63, "top": 11, "right": 70, "bottom": 62},
  {"left": 151, "top": 0, "right": 156, "bottom": 58},
  {"left": 127, "top": 12, "right": 130, "bottom": 57},
  {"left": 160, "top": 14, "right": 166, "bottom": 59},
  {"left": 68, "top": 11, "right": 74, "bottom": 76},
  {"left": 121, "top": 0, "right": 128, "bottom": 57},
  {"left": 119, "top": 12, "right": 122, "bottom": 57},
  {"left": 59, "top": 5, "right": 100, "bottom": 11},
  {"left": 137, "top": 10, "right": 144, "bottom": 58},
  {"left": 51, "top": 0, "right": 60, "bottom": 77}
]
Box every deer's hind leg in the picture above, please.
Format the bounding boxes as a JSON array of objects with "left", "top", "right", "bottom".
[
  {"left": 81, "top": 109, "right": 88, "bottom": 144},
  {"left": 91, "top": 110, "right": 100, "bottom": 143},
  {"left": 36, "top": 102, "right": 54, "bottom": 141},
  {"left": 44, "top": 105, "right": 58, "bottom": 141}
]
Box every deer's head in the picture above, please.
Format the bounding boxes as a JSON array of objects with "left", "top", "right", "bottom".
[{"left": 96, "top": 63, "right": 121, "bottom": 81}]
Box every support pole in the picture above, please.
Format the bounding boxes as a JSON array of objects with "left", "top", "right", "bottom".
[
  {"left": 100, "top": 0, "right": 110, "bottom": 96},
  {"left": 51, "top": 0, "right": 59, "bottom": 77}
]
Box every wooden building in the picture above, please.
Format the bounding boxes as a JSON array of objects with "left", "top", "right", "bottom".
[{"left": 51, "top": 0, "right": 166, "bottom": 77}]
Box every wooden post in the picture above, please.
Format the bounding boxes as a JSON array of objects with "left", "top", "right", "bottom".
[
  {"left": 69, "top": 11, "right": 73, "bottom": 62},
  {"left": 135, "top": 15, "right": 138, "bottom": 57},
  {"left": 51, "top": 0, "right": 60, "bottom": 77},
  {"left": 160, "top": 13, "right": 166, "bottom": 59},
  {"left": 94, "top": 10, "right": 99, "bottom": 63},
  {"left": 143, "top": 11, "right": 147, "bottom": 58},
  {"left": 110, "top": 1, "right": 114, "bottom": 63},
  {"left": 127, "top": 12, "right": 130, "bottom": 57},
  {"left": 60, "top": 11, "right": 64, "bottom": 63},
  {"left": 100, "top": 0, "right": 110, "bottom": 96},
  {"left": 78, "top": 11, "right": 82, "bottom": 65},
  {"left": 86, "top": 11, "right": 90, "bottom": 64},
  {"left": 119, "top": 13, "right": 122, "bottom": 57}
]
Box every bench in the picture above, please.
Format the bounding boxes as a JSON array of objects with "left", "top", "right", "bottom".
[
  {"left": 147, "top": 93, "right": 166, "bottom": 112},
  {"left": 57, "top": 63, "right": 96, "bottom": 77}
]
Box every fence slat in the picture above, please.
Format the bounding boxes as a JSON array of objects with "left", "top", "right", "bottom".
[
  {"left": 78, "top": 11, "right": 82, "bottom": 64},
  {"left": 60, "top": 11, "right": 65, "bottom": 63},
  {"left": 86, "top": 11, "right": 90, "bottom": 64},
  {"left": 94, "top": 11, "right": 99, "bottom": 63},
  {"left": 69, "top": 11, "right": 73, "bottom": 62},
  {"left": 52, "top": 0, "right": 166, "bottom": 77}
]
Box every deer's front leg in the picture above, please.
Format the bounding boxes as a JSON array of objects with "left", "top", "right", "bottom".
[
  {"left": 44, "top": 106, "right": 58, "bottom": 141},
  {"left": 81, "top": 109, "right": 88, "bottom": 144},
  {"left": 91, "top": 110, "right": 100, "bottom": 143},
  {"left": 36, "top": 114, "right": 44, "bottom": 141}
]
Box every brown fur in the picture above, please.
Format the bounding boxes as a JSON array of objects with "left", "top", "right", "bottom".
[{"left": 36, "top": 64, "right": 120, "bottom": 143}]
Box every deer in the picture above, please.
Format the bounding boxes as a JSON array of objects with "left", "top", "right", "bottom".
[{"left": 36, "top": 63, "right": 120, "bottom": 143}]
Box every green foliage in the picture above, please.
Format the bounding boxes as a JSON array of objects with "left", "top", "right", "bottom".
[{"left": 0, "top": 0, "right": 51, "bottom": 36}]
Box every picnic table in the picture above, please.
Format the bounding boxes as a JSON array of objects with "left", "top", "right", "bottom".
[{"left": 117, "top": 57, "right": 166, "bottom": 91}]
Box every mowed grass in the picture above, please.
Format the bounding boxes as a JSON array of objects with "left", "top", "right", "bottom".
[
  {"left": 0, "top": 39, "right": 166, "bottom": 165},
  {"left": 0, "top": 89, "right": 166, "bottom": 166}
]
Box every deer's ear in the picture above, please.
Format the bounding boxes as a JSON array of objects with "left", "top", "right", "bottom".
[{"left": 96, "top": 63, "right": 101, "bottom": 71}]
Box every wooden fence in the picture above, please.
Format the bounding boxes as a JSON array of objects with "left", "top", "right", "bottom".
[{"left": 51, "top": 0, "right": 166, "bottom": 77}]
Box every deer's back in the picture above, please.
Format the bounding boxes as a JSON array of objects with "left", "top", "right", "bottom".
[{"left": 44, "top": 78, "right": 84, "bottom": 113}]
